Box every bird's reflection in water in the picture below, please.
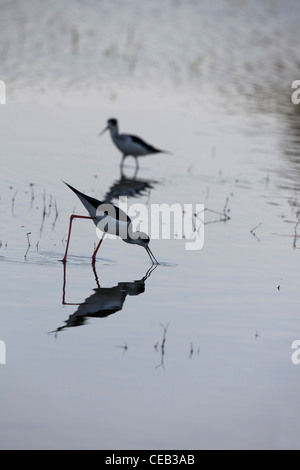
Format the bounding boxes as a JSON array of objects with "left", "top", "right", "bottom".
[
  {"left": 103, "top": 168, "right": 158, "bottom": 203},
  {"left": 53, "top": 263, "right": 156, "bottom": 335}
]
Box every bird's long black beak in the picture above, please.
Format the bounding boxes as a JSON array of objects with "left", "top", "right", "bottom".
[
  {"left": 145, "top": 246, "right": 159, "bottom": 265},
  {"left": 99, "top": 126, "right": 108, "bottom": 137}
]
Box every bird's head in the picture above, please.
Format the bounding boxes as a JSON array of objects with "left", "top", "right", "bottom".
[
  {"left": 135, "top": 231, "right": 150, "bottom": 247},
  {"left": 107, "top": 118, "right": 118, "bottom": 129},
  {"left": 125, "top": 231, "right": 158, "bottom": 265},
  {"left": 99, "top": 118, "right": 118, "bottom": 136},
  {"left": 124, "top": 231, "right": 149, "bottom": 247}
]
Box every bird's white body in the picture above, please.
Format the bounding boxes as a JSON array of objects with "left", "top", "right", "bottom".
[{"left": 109, "top": 128, "right": 157, "bottom": 157}]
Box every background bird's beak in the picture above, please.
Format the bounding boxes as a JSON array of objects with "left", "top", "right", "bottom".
[
  {"left": 145, "top": 246, "right": 159, "bottom": 265},
  {"left": 98, "top": 126, "right": 108, "bottom": 137}
]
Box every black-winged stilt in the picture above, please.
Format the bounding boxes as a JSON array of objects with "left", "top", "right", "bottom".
[
  {"left": 99, "top": 118, "right": 170, "bottom": 171},
  {"left": 61, "top": 182, "right": 158, "bottom": 265}
]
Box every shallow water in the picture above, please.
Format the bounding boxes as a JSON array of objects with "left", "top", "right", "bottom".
[{"left": 1, "top": 0, "right": 300, "bottom": 450}]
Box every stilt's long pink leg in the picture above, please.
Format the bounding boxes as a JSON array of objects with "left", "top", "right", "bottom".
[
  {"left": 61, "top": 214, "right": 96, "bottom": 263},
  {"left": 92, "top": 232, "right": 105, "bottom": 263}
]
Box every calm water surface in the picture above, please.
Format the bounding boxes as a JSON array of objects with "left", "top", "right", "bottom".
[{"left": 1, "top": 0, "right": 300, "bottom": 450}]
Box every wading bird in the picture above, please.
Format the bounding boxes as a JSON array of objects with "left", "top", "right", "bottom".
[
  {"left": 99, "top": 118, "right": 170, "bottom": 171},
  {"left": 61, "top": 182, "right": 158, "bottom": 265}
]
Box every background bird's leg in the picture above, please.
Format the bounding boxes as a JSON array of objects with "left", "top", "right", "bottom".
[
  {"left": 135, "top": 157, "right": 139, "bottom": 171},
  {"left": 92, "top": 232, "right": 105, "bottom": 263},
  {"left": 120, "top": 154, "right": 126, "bottom": 170},
  {"left": 133, "top": 157, "right": 139, "bottom": 178},
  {"left": 61, "top": 214, "right": 96, "bottom": 263}
]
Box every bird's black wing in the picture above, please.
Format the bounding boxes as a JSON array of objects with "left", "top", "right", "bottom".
[
  {"left": 64, "top": 182, "right": 131, "bottom": 223},
  {"left": 130, "top": 135, "right": 161, "bottom": 153},
  {"left": 64, "top": 182, "right": 103, "bottom": 209}
]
